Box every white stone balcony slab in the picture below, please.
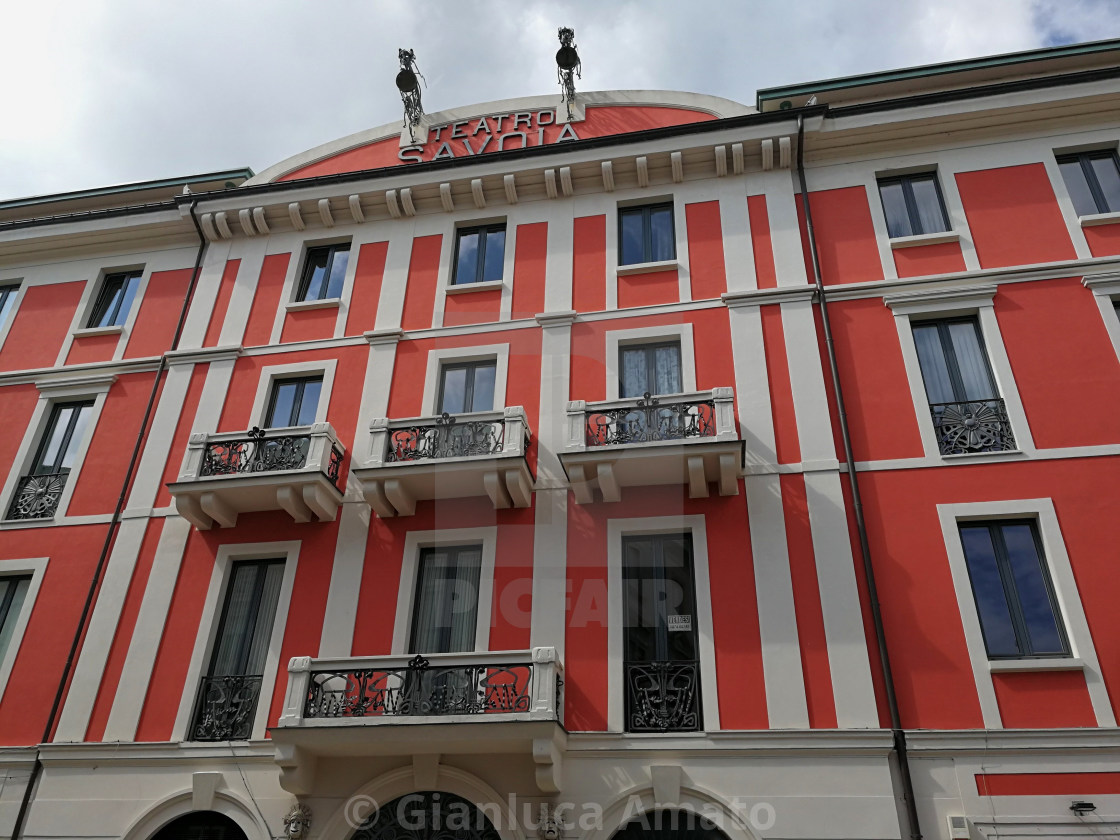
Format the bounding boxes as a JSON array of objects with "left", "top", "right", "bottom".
[
  {"left": 354, "top": 406, "right": 533, "bottom": 517},
  {"left": 168, "top": 423, "right": 345, "bottom": 530},
  {"left": 560, "top": 387, "right": 742, "bottom": 503}
]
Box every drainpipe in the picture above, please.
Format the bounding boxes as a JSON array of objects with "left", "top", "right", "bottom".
[
  {"left": 795, "top": 115, "right": 923, "bottom": 840},
  {"left": 10, "top": 201, "right": 209, "bottom": 839}
]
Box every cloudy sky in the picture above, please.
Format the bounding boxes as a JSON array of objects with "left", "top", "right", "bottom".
[{"left": 2, "top": 0, "right": 1118, "bottom": 200}]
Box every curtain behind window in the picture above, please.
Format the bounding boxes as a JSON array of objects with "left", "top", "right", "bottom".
[
  {"left": 210, "top": 561, "right": 284, "bottom": 677},
  {"left": 410, "top": 546, "right": 482, "bottom": 654}
]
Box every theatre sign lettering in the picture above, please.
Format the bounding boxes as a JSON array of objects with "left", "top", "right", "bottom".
[{"left": 398, "top": 108, "right": 581, "bottom": 162}]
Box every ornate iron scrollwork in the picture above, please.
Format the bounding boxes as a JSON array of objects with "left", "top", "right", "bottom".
[
  {"left": 586, "top": 394, "right": 716, "bottom": 447},
  {"left": 200, "top": 428, "right": 311, "bottom": 476},
  {"left": 930, "top": 398, "right": 1016, "bottom": 455},
  {"left": 327, "top": 445, "right": 344, "bottom": 483},
  {"left": 189, "top": 674, "right": 263, "bottom": 741},
  {"left": 6, "top": 472, "right": 68, "bottom": 520},
  {"left": 386, "top": 414, "right": 505, "bottom": 463},
  {"left": 305, "top": 656, "right": 533, "bottom": 720},
  {"left": 625, "top": 661, "right": 701, "bottom": 732}
]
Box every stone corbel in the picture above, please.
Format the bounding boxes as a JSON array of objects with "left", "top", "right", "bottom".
[
  {"left": 533, "top": 737, "right": 562, "bottom": 794},
  {"left": 275, "top": 742, "right": 318, "bottom": 796}
]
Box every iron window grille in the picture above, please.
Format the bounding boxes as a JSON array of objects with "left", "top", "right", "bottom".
[
  {"left": 453, "top": 224, "right": 506, "bottom": 285},
  {"left": 264, "top": 375, "right": 323, "bottom": 428},
  {"left": 86, "top": 271, "right": 141, "bottom": 329},
  {"left": 0, "top": 576, "right": 31, "bottom": 662},
  {"left": 958, "top": 520, "right": 1070, "bottom": 659},
  {"left": 619, "top": 203, "right": 676, "bottom": 265},
  {"left": 438, "top": 360, "right": 497, "bottom": 414},
  {"left": 296, "top": 243, "right": 350, "bottom": 302},
  {"left": 877, "top": 173, "right": 951, "bottom": 239},
  {"left": 0, "top": 285, "right": 18, "bottom": 329},
  {"left": 6, "top": 400, "right": 94, "bottom": 520},
  {"left": 1057, "top": 150, "right": 1120, "bottom": 216}
]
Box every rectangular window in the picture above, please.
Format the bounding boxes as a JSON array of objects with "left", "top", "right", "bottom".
[
  {"left": 911, "top": 318, "right": 1014, "bottom": 455},
  {"left": 296, "top": 244, "right": 350, "bottom": 302},
  {"left": 1058, "top": 150, "right": 1120, "bottom": 216},
  {"left": 438, "top": 360, "right": 497, "bottom": 414},
  {"left": 0, "top": 576, "right": 31, "bottom": 663},
  {"left": 622, "top": 533, "right": 702, "bottom": 732},
  {"left": 453, "top": 224, "right": 506, "bottom": 285},
  {"left": 86, "top": 271, "right": 141, "bottom": 328},
  {"left": 959, "top": 521, "right": 1069, "bottom": 659},
  {"left": 191, "top": 559, "right": 284, "bottom": 741},
  {"left": 877, "top": 173, "right": 951, "bottom": 239},
  {"left": 619, "top": 342, "right": 682, "bottom": 398},
  {"left": 6, "top": 400, "right": 94, "bottom": 521},
  {"left": 265, "top": 375, "right": 322, "bottom": 428},
  {"left": 409, "top": 545, "right": 482, "bottom": 654},
  {"left": 619, "top": 203, "right": 676, "bottom": 265},
  {"left": 0, "top": 285, "right": 18, "bottom": 329}
]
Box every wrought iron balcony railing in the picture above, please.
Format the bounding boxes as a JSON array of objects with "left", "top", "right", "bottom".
[
  {"left": 584, "top": 393, "right": 716, "bottom": 447},
  {"left": 5, "top": 472, "right": 68, "bottom": 520},
  {"left": 199, "top": 427, "right": 342, "bottom": 480},
  {"left": 625, "top": 660, "right": 701, "bottom": 733},
  {"left": 190, "top": 674, "right": 263, "bottom": 741},
  {"left": 385, "top": 414, "right": 506, "bottom": 463},
  {"left": 930, "top": 398, "right": 1016, "bottom": 456}
]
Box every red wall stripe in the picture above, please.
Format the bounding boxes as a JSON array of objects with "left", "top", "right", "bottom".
[
  {"left": 616, "top": 270, "right": 679, "bottom": 309},
  {"left": 241, "top": 254, "right": 291, "bottom": 347},
  {"left": 65, "top": 333, "right": 118, "bottom": 366},
  {"left": 748, "top": 195, "right": 778, "bottom": 290},
  {"left": 280, "top": 307, "right": 337, "bottom": 344},
  {"left": 572, "top": 216, "right": 606, "bottom": 313},
  {"left": 991, "top": 670, "right": 1096, "bottom": 728},
  {"left": 0, "top": 282, "right": 83, "bottom": 372},
  {"left": 977, "top": 772, "right": 1120, "bottom": 796},
  {"left": 124, "top": 268, "right": 194, "bottom": 359},
  {"left": 511, "top": 223, "right": 547, "bottom": 320},
  {"left": 203, "top": 260, "right": 240, "bottom": 347},
  {"left": 400, "top": 235, "right": 443, "bottom": 331},
  {"left": 155, "top": 364, "right": 209, "bottom": 508},
  {"left": 892, "top": 242, "right": 966, "bottom": 278},
  {"left": 799, "top": 187, "right": 884, "bottom": 285},
  {"left": 685, "top": 200, "right": 728, "bottom": 300},
  {"left": 444, "top": 289, "right": 502, "bottom": 327},
  {"left": 1084, "top": 223, "right": 1120, "bottom": 258},
  {"left": 344, "top": 241, "right": 388, "bottom": 335},
  {"left": 760, "top": 305, "right": 801, "bottom": 464}
]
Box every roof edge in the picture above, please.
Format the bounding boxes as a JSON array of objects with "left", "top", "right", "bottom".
[{"left": 0, "top": 168, "right": 255, "bottom": 210}]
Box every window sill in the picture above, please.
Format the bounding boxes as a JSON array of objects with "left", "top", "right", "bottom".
[
  {"left": 1079, "top": 211, "right": 1120, "bottom": 227},
  {"left": 989, "top": 658, "right": 1084, "bottom": 673},
  {"left": 72, "top": 325, "right": 124, "bottom": 338},
  {"left": 444, "top": 279, "right": 505, "bottom": 295},
  {"left": 286, "top": 298, "right": 341, "bottom": 312},
  {"left": 888, "top": 231, "right": 961, "bottom": 249},
  {"left": 616, "top": 260, "right": 680, "bottom": 276},
  {"left": 940, "top": 449, "right": 1024, "bottom": 462}
]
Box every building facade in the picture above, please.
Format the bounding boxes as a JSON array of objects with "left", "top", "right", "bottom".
[{"left": 1, "top": 38, "right": 1119, "bottom": 840}]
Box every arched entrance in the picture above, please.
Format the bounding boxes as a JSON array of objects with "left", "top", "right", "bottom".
[
  {"left": 152, "top": 812, "right": 248, "bottom": 840},
  {"left": 611, "top": 809, "right": 732, "bottom": 840},
  {"left": 352, "top": 791, "right": 503, "bottom": 840}
]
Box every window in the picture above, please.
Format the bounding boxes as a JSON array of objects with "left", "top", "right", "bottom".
[
  {"left": 86, "top": 271, "right": 141, "bottom": 328},
  {"left": 265, "top": 375, "right": 322, "bottom": 428},
  {"left": 191, "top": 559, "right": 284, "bottom": 741},
  {"left": 911, "top": 318, "right": 1014, "bottom": 455},
  {"left": 6, "top": 400, "right": 94, "bottom": 520},
  {"left": 409, "top": 545, "right": 482, "bottom": 654},
  {"left": 619, "top": 342, "right": 682, "bottom": 398},
  {"left": 0, "top": 576, "right": 31, "bottom": 663},
  {"left": 1058, "top": 150, "right": 1120, "bottom": 216},
  {"left": 438, "top": 360, "right": 497, "bottom": 414},
  {"left": 0, "top": 285, "right": 18, "bottom": 329},
  {"left": 296, "top": 243, "right": 350, "bottom": 302},
  {"left": 959, "top": 521, "right": 1069, "bottom": 659},
  {"left": 622, "top": 533, "right": 702, "bottom": 732},
  {"left": 619, "top": 203, "right": 675, "bottom": 265},
  {"left": 877, "top": 173, "right": 951, "bottom": 238},
  {"left": 453, "top": 224, "right": 506, "bottom": 285}
]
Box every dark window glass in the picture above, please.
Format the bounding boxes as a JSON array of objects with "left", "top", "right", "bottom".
[
  {"left": 0, "top": 285, "right": 18, "bottom": 329},
  {"left": 619, "top": 342, "right": 682, "bottom": 398},
  {"left": 877, "top": 174, "right": 950, "bottom": 238},
  {"left": 296, "top": 244, "right": 350, "bottom": 301},
  {"left": 32, "top": 401, "right": 94, "bottom": 475},
  {"left": 618, "top": 203, "right": 676, "bottom": 265},
  {"left": 87, "top": 271, "right": 141, "bottom": 328},
  {"left": 209, "top": 560, "right": 285, "bottom": 677},
  {"left": 409, "top": 545, "right": 482, "bottom": 653},
  {"left": 0, "top": 575, "right": 31, "bottom": 663},
  {"left": 959, "top": 521, "right": 1068, "bottom": 659},
  {"left": 1058, "top": 150, "right": 1120, "bottom": 216},
  {"left": 265, "top": 375, "right": 322, "bottom": 428},
  {"left": 911, "top": 318, "right": 997, "bottom": 405},
  {"left": 453, "top": 224, "right": 506, "bottom": 285},
  {"left": 438, "top": 360, "right": 496, "bottom": 414}
]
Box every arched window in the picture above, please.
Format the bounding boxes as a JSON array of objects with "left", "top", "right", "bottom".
[
  {"left": 611, "top": 809, "right": 731, "bottom": 840},
  {"left": 352, "top": 791, "right": 502, "bottom": 840},
  {"left": 152, "top": 812, "right": 248, "bottom": 840}
]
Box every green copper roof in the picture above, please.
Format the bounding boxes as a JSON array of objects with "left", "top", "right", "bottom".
[{"left": 0, "top": 168, "right": 255, "bottom": 210}]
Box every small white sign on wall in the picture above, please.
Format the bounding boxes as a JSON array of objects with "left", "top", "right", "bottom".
[{"left": 667, "top": 614, "right": 692, "bottom": 633}]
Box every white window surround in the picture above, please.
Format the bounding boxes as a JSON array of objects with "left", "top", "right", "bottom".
[
  {"left": 0, "top": 375, "right": 115, "bottom": 524},
  {"left": 936, "top": 498, "right": 1114, "bottom": 729},
  {"left": 0, "top": 281, "right": 25, "bottom": 353},
  {"left": 433, "top": 216, "right": 516, "bottom": 327},
  {"left": 1079, "top": 210, "right": 1120, "bottom": 227},
  {"left": 609, "top": 192, "right": 692, "bottom": 309},
  {"left": 172, "top": 540, "right": 301, "bottom": 742},
  {"left": 884, "top": 284, "right": 1036, "bottom": 460},
  {"left": 605, "top": 515, "right": 719, "bottom": 733},
  {"left": 391, "top": 527, "right": 497, "bottom": 655},
  {"left": 1083, "top": 273, "right": 1120, "bottom": 363},
  {"left": 421, "top": 343, "right": 510, "bottom": 415},
  {"left": 248, "top": 359, "right": 337, "bottom": 428},
  {"left": 605, "top": 323, "right": 696, "bottom": 400},
  {"left": 66, "top": 265, "right": 151, "bottom": 362},
  {"left": 0, "top": 557, "right": 48, "bottom": 703},
  {"left": 269, "top": 235, "right": 361, "bottom": 344}
]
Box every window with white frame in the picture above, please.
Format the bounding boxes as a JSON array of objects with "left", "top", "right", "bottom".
[
  {"left": 264, "top": 375, "right": 323, "bottom": 428},
  {"left": 619, "top": 203, "right": 676, "bottom": 266},
  {"left": 438, "top": 360, "right": 497, "bottom": 414},
  {"left": 453, "top": 224, "right": 506, "bottom": 285},
  {"left": 0, "top": 285, "right": 18, "bottom": 329},
  {"left": 6, "top": 400, "right": 94, "bottom": 521},
  {"left": 296, "top": 243, "right": 350, "bottom": 302},
  {"left": 877, "top": 172, "right": 951, "bottom": 239},
  {"left": 619, "top": 341, "right": 683, "bottom": 398},
  {"left": 409, "top": 544, "right": 483, "bottom": 654},
  {"left": 1057, "top": 149, "right": 1120, "bottom": 217},
  {"left": 0, "top": 576, "right": 31, "bottom": 664},
  {"left": 86, "top": 271, "right": 142, "bottom": 329}
]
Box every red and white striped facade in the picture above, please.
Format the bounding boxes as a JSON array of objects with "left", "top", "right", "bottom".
[{"left": 1, "top": 40, "right": 1120, "bottom": 840}]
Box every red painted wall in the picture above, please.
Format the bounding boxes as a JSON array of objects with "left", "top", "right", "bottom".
[
  {"left": 892, "top": 242, "right": 966, "bottom": 278},
  {"left": 616, "top": 269, "right": 678, "bottom": 309},
  {"left": 977, "top": 772, "right": 1120, "bottom": 796},
  {"left": 280, "top": 307, "right": 337, "bottom": 344},
  {"left": 155, "top": 364, "right": 209, "bottom": 508},
  {"left": 65, "top": 333, "right": 119, "bottom": 366},
  {"left": 511, "top": 223, "right": 547, "bottom": 320},
  {"left": 760, "top": 305, "right": 801, "bottom": 464},
  {"left": 124, "top": 268, "right": 193, "bottom": 359},
  {"left": 0, "top": 384, "right": 38, "bottom": 476},
  {"left": 748, "top": 195, "right": 778, "bottom": 290},
  {"left": 400, "top": 236, "right": 442, "bottom": 331},
  {"left": 242, "top": 254, "right": 291, "bottom": 347},
  {"left": 204, "top": 260, "right": 240, "bottom": 347},
  {"left": 572, "top": 216, "right": 606, "bottom": 314},
  {"left": 0, "top": 282, "right": 82, "bottom": 372},
  {"left": 345, "top": 242, "right": 388, "bottom": 335},
  {"left": 444, "top": 289, "right": 502, "bottom": 327},
  {"left": 799, "top": 188, "right": 884, "bottom": 286},
  {"left": 685, "top": 201, "right": 727, "bottom": 301},
  {"left": 992, "top": 670, "right": 1096, "bottom": 728},
  {"left": 1084, "top": 223, "right": 1120, "bottom": 257}
]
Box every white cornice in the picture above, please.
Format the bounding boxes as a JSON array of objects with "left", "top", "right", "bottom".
[
  {"left": 163, "top": 344, "right": 243, "bottom": 366},
  {"left": 906, "top": 727, "right": 1120, "bottom": 754},
  {"left": 0, "top": 358, "right": 161, "bottom": 389},
  {"left": 567, "top": 729, "right": 894, "bottom": 755},
  {"left": 722, "top": 287, "right": 816, "bottom": 308}
]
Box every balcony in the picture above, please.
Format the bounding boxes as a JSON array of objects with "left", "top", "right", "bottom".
[
  {"left": 560, "top": 388, "right": 742, "bottom": 503},
  {"left": 272, "top": 647, "right": 565, "bottom": 794},
  {"left": 168, "top": 423, "right": 346, "bottom": 530},
  {"left": 354, "top": 406, "right": 533, "bottom": 517},
  {"left": 930, "top": 398, "right": 1016, "bottom": 455}
]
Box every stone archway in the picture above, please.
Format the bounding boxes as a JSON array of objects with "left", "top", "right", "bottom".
[
  {"left": 351, "top": 791, "right": 504, "bottom": 840},
  {"left": 151, "top": 811, "right": 249, "bottom": 840}
]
